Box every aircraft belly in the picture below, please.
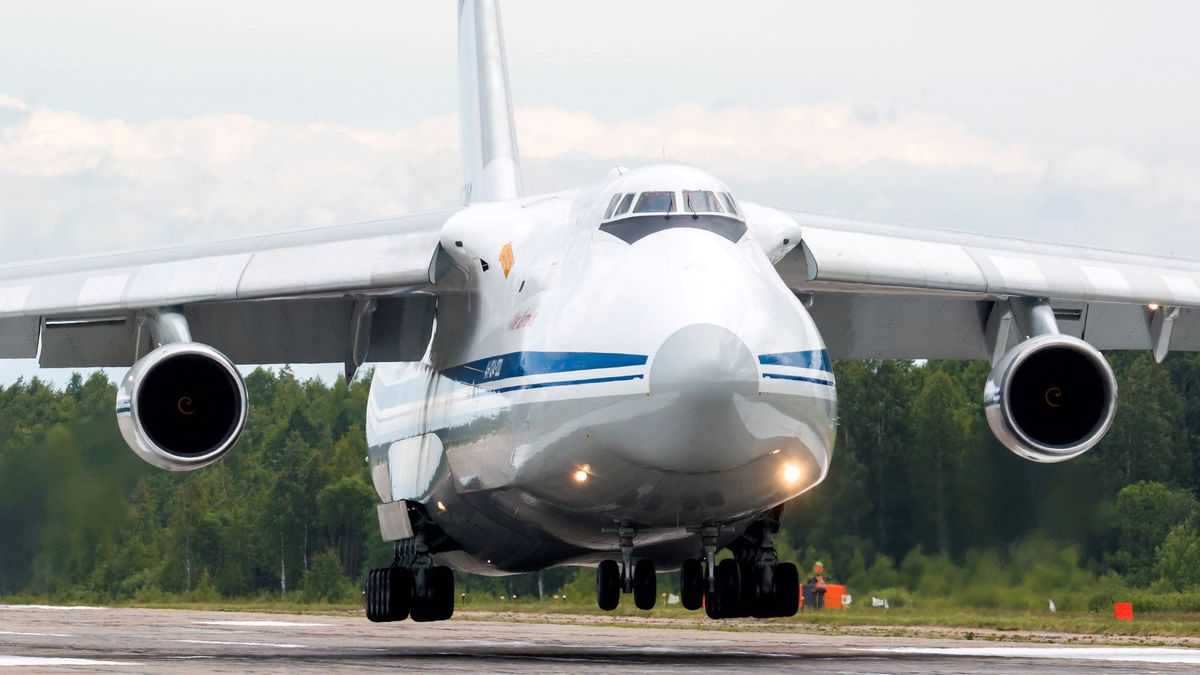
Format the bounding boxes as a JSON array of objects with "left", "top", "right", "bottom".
[
  {"left": 368, "top": 359, "right": 832, "bottom": 572},
  {"left": 498, "top": 389, "right": 832, "bottom": 532}
]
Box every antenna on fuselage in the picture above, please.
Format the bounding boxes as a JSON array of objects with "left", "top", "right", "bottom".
[{"left": 458, "top": 0, "right": 523, "bottom": 204}]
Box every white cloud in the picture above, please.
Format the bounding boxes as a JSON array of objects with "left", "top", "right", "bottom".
[
  {"left": 516, "top": 104, "right": 1043, "bottom": 178},
  {"left": 0, "top": 95, "right": 27, "bottom": 112},
  {"left": 0, "top": 101, "right": 1197, "bottom": 264}
]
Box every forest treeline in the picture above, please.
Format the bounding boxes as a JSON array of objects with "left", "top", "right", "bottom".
[{"left": 3, "top": 353, "right": 1200, "bottom": 610}]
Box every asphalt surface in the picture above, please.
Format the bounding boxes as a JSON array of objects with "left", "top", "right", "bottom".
[{"left": 1, "top": 605, "right": 1199, "bottom": 673}]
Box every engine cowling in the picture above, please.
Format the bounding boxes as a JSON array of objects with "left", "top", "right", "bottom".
[
  {"left": 116, "top": 342, "right": 247, "bottom": 471},
  {"left": 984, "top": 334, "right": 1118, "bottom": 463}
]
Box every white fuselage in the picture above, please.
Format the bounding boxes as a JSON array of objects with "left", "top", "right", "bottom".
[{"left": 366, "top": 165, "right": 836, "bottom": 574}]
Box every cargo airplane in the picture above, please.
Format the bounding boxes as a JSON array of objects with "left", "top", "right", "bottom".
[{"left": 2, "top": 1, "right": 1199, "bottom": 622}]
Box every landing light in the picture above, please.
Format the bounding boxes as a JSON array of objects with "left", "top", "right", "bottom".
[
  {"left": 436, "top": 500, "right": 447, "bottom": 512},
  {"left": 573, "top": 465, "right": 591, "bottom": 484},
  {"left": 782, "top": 462, "right": 802, "bottom": 486},
  {"left": 1149, "top": 303, "right": 1161, "bottom": 311}
]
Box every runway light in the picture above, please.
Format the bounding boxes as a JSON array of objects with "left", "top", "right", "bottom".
[
  {"left": 782, "top": 462, "right": 802, "bottom": 486},
  {"left": 573, "top": 465, "right": 591, "bottom": 483}
]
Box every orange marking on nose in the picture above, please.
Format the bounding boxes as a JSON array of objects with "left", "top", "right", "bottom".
[{"left": 499, "top": 243, "right": 514, "bottom": 278}]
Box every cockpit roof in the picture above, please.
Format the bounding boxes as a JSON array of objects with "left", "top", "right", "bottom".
[{"left": 604, "top": 164, "right": 732, "bottom": 196}]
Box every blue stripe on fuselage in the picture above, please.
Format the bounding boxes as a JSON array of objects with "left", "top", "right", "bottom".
[
  {"left": 441, "top": 351, "right": 648, "bottom": 387},
  {"left": 762, "top": 373, "right": 835, "bottom": 386},
  {"left": 493, "top": 374, "right": 645, "bottom": 393},
  {"left": 757, "top": 350, "right": 832, "bottom": 373}
]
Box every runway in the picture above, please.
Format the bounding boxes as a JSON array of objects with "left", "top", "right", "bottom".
[{"left": 1, "top": 605, "right": 1198, "bottom": 673}]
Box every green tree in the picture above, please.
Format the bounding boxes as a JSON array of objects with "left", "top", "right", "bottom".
[
  {"left": 1156, "top": 520, "right": 1200, "bottom": 591},
  {"left": 911, "top": 368, "right": 972, "bottom": 555},
  {"left": 1107, "top": 481, "right": 1199, "bottom": 584}
]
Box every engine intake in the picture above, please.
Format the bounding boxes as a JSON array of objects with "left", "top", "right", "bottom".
[
  {"left": 116, "top": 342, "right": 247, "bottom": 471},
  {"left": 984, "top": 334, "right": 1118, "bottom": 463}
]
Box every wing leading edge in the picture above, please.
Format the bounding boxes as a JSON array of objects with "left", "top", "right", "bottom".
[
  {"left": 774, "top": 211, "right": 1200, "bottom": 361},
  {"left": 0, "top": 209, "right": 456, "bottom": 367}
]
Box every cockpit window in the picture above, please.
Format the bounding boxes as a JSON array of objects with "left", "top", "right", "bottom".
[
  {"left": 683, "top": 190, "right": 723, "bottom": 214},
  {"left": 720, "top": 192, "right": 740, "bottom": 215},
  {"left": 603, "top": 194, "right": 622, "bottom": 219},
  {"left": 633, "top": 191, "right": 675, "bottom": 214},
  {"left": 614, "top": 193, "right": 635, "bottom": 216},
  {"left": 601, "top": 214, "right": 747, "bottom": 244}
]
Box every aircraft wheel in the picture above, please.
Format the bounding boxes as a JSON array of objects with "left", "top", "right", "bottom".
[
  {"left": 411, "top": 566, "right": 455, "bottom": 622},
  {"left": 364, "top": 568, "right": 382, "bottom": 622},
  {"left": 633, "top": 559, "right": 657, "bottom": 610},
  {"left": 750, "top": 563, "right": 777, "bottom": 618},
  {"left": 705, "top": 558, "right": 741, "bottom": 619},
  {"left": 773, "top": 562, "right": 800, "bottom": 617},
  {"left": 680, "top": 559, "right": 704, "bottom": 611},
  {"left": 430, "top": 566, "right": 455, "bottom": 621},
  {"left": 365, "top": 567, "right": 412, "bottom": 622},
  {"left": 387, "top": 567, "right": 413, "bottom": 621},
  {"left": 596, "top": 559, "right": 621, "bottom": 611}
]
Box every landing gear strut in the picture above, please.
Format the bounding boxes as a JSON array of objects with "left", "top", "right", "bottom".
[{"left": 364, "top": 535, "right": 456, "bottom": 623}]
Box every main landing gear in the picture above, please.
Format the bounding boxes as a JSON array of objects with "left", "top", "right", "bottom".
[{"left": 364, "top": 536, "right": 456, "bottom": 623}]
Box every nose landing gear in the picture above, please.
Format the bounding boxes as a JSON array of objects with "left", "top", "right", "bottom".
[
  {"left": 596, "top": 523, "right": 658, "bottom": 611},
  {"left": 688, "top": 511, "right": 800, "bottom": 619},
  {"left": 595, "top": 513, "right": 800, "bottom": 619}
]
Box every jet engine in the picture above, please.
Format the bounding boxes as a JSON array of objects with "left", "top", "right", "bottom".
[
  {"left": 116, "top": 342, "right": 248, "bottom": 471},
  {"left": 984, "top": 334, "right": 1118, "bottom": 463}
]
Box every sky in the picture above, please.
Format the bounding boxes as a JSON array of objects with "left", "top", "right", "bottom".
[{"left": 2, "top": 0, "right": 1199, "bottom": 383}]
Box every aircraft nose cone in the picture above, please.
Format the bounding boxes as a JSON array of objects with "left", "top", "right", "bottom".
[
  {"left": 650, "top": 324, "right": 758, "bottom": 400},
  {"left": 635, "top": 323, "right": 760, "bottom": 472}
]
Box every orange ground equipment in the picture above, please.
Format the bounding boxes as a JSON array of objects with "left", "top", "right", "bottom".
[
  {"left": 1113, "top": 602, "right": 1134, "bottom": 622},
  {"left": 799, "top": 583, "right": 848, "bottom": 610},
  {"left": 823, "top": 584, "right": 847, "bottom": 610}
]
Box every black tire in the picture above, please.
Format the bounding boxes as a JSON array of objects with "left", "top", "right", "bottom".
[
  {"left": 409, "top": 567, "right": 434, "bottom": 622},
  {"left": 596, "top": 559, "right": 620, "bottom": 611},
  {"left": 750, "top": 563, "right": 777, "bottom": 618},
  {"left": 430, "top": 566, "right": 454, "bottom": 621},
  {"left": 706, "top": 558, "right": 741, "bottom": 619},
  {"left": 364, "top": 569, "right": 380, "bottom": 622},
  {"left": 773, "top": 562, "right": 800, "bottom": 618},
  {"left": 680, "top": 559, "right": 704, "bottom": 611},
  {"left": 411, "top": 566, "right": 454, "bottom": 622},
  {"left": 365, "top": 567, "right": 412, "bottom": 622},
  {"left": 633, "top": 559, "right": 656, "bottom": 610},
  {"left": 387, "top": 567, "right": 413, "bottom": 621},
  {"left": 726, "top": 560, "right": 755, "bottom": 619}
]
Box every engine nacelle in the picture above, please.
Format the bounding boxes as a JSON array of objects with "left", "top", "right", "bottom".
[
  {"left": 984, "top": 334, "right": 1118, "bottom": 463},
  {"left": 116, "top": 342, "right": 247, "bottom": 471}
]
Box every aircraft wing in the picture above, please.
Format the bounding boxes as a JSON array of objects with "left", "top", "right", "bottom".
[
  {"left": 0, "top": 209, "right": 457, "bottom": 368},
  {"left": 775, "top": 212, "right": 1200, "bottom": 361}
]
